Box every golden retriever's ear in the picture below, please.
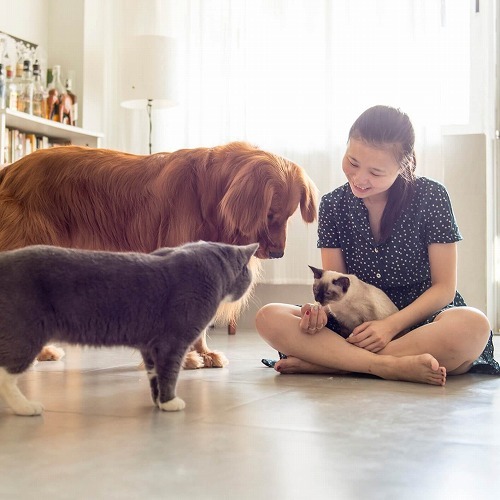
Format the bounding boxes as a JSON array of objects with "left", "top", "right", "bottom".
[
  {"left": 219, "top": 167, "right": 273, "bottom": 237},
  {"left": 299, "top": 171, "right": 319, "bottom": 223}
]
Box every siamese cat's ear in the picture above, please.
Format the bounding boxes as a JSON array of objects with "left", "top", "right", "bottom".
[
  {"left": 333, "top": 277, "right": 350, "bottom": 294},
  {"left": 308, "top": 265, "right": 324, "bottom": 280}
]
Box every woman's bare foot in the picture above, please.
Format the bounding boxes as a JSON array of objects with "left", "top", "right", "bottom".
[
  {"left": 376, "top": 354, "right": 446, "bottom": 386},
  {"left": 274, "top": 356, "right": 347, "bottom": 375},
  {"left": 275, "top": 353, "right": 446, "bottom": 386}
]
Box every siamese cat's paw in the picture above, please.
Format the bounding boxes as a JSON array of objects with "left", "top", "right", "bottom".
[{"left": 159, "top": 397, "right": 185, "bottom": 412}]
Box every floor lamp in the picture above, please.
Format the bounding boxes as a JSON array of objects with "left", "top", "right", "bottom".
[{"left": 120, "top": 35, "right": 177, "bottom": 154}]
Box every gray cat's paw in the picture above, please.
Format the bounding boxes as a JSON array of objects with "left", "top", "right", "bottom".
[
  {"left": 14, "top": 400, "right": 44, "bottom": 416},
  {"left": 158, "top": 397, "right": 185, "bottom": 412}
]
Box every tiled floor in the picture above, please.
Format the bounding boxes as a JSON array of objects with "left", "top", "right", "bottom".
[{"left": 1, "top": 329, "right": 500, "bottom": 500}]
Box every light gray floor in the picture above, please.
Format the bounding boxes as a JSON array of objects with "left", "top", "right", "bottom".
[{"left": 1, "top": 329, "right": 500, "bottom": 500}]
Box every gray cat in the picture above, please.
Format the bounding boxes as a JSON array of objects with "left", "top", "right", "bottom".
[
  {"left": 309, "top": 266, "right": 399, "bottom": 338},
  {"left": 0, "top": 241, "right": 257, "bottom": 416}
]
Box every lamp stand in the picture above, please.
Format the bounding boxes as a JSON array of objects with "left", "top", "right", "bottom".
[{"left": 147, "top": 99, "right": 153, "bottom": 155}]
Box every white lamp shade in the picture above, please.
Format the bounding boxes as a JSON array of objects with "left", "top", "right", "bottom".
[{"left": 120, "top": 35, "right": 178, "bottom": 109}]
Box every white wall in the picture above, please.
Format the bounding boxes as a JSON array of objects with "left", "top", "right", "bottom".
[
  {"left": 444, "top": 134, "right": 488, "bottom": 313},
  {"left": 0, "top": 0, "right": 49, "bottom": 49},
  {"left": 80, "top": 0, "right": 111, "bottom": 135}
]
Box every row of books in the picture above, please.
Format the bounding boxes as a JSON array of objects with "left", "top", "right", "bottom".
[{"left": 3, "top": 127, "right": 70, "bottom": 164}]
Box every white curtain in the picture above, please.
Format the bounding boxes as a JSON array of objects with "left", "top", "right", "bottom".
[{"left": 107, "top": 0, "right": 470, "bottom": 284}]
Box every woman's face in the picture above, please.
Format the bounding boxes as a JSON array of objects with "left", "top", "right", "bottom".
[{"left": 342, "top": 139, "right": 401, "bottom": 203}]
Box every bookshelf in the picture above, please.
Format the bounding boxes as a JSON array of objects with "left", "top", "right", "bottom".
[{"left": 0, "top": 108, "right": 103, "bottom": 165}]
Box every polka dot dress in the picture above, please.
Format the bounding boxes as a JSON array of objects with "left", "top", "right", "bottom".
[{"left": 318, "top": 177, "right": 500, "bottom": 374}]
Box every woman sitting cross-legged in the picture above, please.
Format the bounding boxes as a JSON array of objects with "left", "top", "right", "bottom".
[{"left": 256, "top": 105, "right": 499, "bottom": 386}]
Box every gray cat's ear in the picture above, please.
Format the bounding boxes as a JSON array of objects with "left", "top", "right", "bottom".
[
  {"left": 151, "top": 247, "right": 175, "bottom": 257},
  {"left": 243, "top": 243, "right": 259, "bottom": 260},
  {"left": 308, "top": 265, "right": 324, "bottom": 279}
]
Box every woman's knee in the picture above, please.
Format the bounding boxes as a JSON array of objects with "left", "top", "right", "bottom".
[
  {"left": 255, "top": 303, "right": 297, "bottom": 343},
  {"left": 437, "top": 307, "right": 491, "bottom": 345},
  {"left": 255, "top": 303, "right": 281, "bottom": 338}
]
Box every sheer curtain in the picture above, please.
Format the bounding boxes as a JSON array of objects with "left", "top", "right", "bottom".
[{"left": 109, "top": 0, "right": 470, "bottom": 284}]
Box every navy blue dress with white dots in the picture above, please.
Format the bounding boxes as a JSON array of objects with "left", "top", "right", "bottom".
[{"left": 318, "top": 177, "right": 500, "bottom": 374}]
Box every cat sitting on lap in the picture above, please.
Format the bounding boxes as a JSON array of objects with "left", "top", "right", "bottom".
[
  {"left": 309, "top": 265, "right": 398, "bottom": 338},
  {"left": 0, "top": 241, "right": 257, "bottom": 416}
]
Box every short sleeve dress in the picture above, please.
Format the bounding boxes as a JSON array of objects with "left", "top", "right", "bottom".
[{"left": 318, "top": 177, "right": 500, "bottom": 374}]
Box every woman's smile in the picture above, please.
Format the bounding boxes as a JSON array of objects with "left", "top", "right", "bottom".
[{"left": 351, "top": 183, "right": 371, "bottom": 194}]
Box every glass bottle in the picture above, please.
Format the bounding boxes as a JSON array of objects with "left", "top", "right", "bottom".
[
  {"left": 32, "top": 60, "right": 48, "bottom": 119},
  {"left": 13, "top": 58, "right": 24, "bottom": 112},
  {"left": 46, "top": 65, "right": 65, "bottom": 122},
  {"left": 19, "top": 59, "right": 34, "bottom": 114},
  {"left": 5, "top": 64, "right": 18, "bottom": 111},
  {"left": 65, "top": 78, "right": 78, "bottom": 126}
]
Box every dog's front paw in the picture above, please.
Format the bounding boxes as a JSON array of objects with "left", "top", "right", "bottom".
[
  {"left": 158, "top": 397, "right": 185, "bottom": 412},
  {"left": 183, "top": 350, "right": 204, "bottom": 369},
  {"left": 202, "top": 350, "right": 229, "bottom": 368},
  {"left": 37, "top": 345, "right": 65, "bottom": 361}
]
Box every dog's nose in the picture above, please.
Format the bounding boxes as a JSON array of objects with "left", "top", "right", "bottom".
[{"left": 269, "top": 250, "right": 284, "bottom": 259}]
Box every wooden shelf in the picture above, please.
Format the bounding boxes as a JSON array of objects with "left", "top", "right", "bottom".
[
  {"left": 1, "top": 108, "right": 103, "bottom": 164},
  {"left": 1, "top": 108, "right": 103, "bottom": 145}
]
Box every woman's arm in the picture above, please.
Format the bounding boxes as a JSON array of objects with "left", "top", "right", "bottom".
[{"left": 321, "top": 248, "right": 347, "bottom": 273}]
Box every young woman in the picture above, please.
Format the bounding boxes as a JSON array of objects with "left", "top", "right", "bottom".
[{"left": 256, "top": 105, "right": 499, "bottom": 386}]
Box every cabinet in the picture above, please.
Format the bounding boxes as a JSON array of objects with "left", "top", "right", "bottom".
[{"left": 0, "top": 108, "right": 103, "bottom": 165}]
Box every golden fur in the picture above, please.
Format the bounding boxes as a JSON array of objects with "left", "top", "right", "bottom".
[{"left": 0, "top": 141, "right": 318, "bottom": 367}]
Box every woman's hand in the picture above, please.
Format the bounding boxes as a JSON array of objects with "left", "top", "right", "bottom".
[
  {"left": 346, "top": 319, "right": 397, "bottom": 352},
  {"left": 299, "top": 303, "right": 329, "bottom": 334}
]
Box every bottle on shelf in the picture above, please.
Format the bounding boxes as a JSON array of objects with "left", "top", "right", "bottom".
[
  {"left": 46, "top": 67, "right": 53, "bottom": 89},
  {"left": 19, "top": 59, "right": 34, "bottom": 115},
  {"left": 46, "top": 64, "right": 65, "bottom": 122},
  {"left": 65, "top": 78, "right": 78, "bottom": 126},
  {"left": 32, "top": 60, "right": 48, "bottom": 119},
  {"left": 13, "top": 56, "right": 24, "bottom": 113},
  {"left": 0, "top": 64, "right": 5, "bottom": 109},
  {"left": 5, "top": 63, "right": 18, "bottom": 111}
]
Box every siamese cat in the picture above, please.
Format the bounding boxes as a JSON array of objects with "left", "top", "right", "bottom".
[
  {"left": 308, "top": 265, "right": 399, "bottom": 338},
  {"left": 0, "top": 241, "right": 257, "bottom": 416}
]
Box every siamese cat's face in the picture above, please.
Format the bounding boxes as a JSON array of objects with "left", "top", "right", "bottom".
[{"left": 308, "top": 265, "right": 351, "bottom": 305}]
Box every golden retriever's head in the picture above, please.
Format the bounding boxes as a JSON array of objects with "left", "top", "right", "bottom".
[{"left": 217, "top": 142, "right": 318, "bottom": 259}]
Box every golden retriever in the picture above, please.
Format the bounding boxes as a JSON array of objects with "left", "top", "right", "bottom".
[{"left": 0, "top": 141, "right": 317, "bottom": 368}]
